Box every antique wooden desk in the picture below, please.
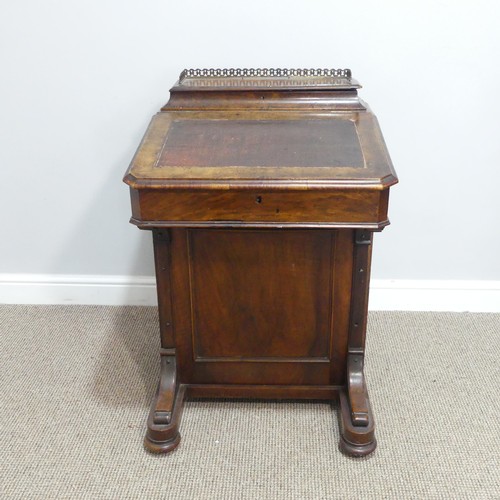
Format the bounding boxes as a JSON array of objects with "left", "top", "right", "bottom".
[{"left": 124, "top": 68, "right": 397, "bottom": 457}]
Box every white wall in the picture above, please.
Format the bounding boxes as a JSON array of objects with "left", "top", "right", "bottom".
[{"left": 1, "top": 1, "right": 499, "bottom": 305}]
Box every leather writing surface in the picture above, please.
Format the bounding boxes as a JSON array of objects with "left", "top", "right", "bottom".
[{"left": 157, "top": 119, "right": 364, "bottom": 169}]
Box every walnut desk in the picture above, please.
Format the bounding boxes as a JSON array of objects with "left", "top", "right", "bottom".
[{"left": 124, "top": 68, "right": 398, "bottom": 457}]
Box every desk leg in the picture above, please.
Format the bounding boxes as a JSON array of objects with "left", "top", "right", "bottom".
[
  {"left": 339, "top": 354, "right": 376, "bottom": 456},
  {"left": 144, "top": 229, "right": 186, "bottom": 453},
  {"left": 339, "top": 229, "right": 377, "bottom": 457},
  {"left": 144, "top": 349, "right": 185, "bottom": 453}
]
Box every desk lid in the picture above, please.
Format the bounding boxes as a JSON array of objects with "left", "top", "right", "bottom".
[{"left": 124, "top": 68, "right": 397, "bottom": 191}]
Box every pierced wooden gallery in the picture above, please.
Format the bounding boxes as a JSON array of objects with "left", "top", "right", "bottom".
[{"left": 123, "top": 68, "right": 398, "bottom": 457}]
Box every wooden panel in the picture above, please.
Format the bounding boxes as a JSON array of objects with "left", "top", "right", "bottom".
[
  {"left": 158, "top": 119, "right": 364, "bottom": 169},
  {"left": 186, "top": 384, "right": 341, "bottom": 400},
  {"left": 152, "top": 229, "right": 175, "bottom": 347},
  {"left": 169, "top": 229, "right": 195, "bottom": 383},
  {"left": 132, "top": 188, "right": 383, "bottom": 225},
  {"left": 167, "top": 228, "right": 354, "bottom": 386},
  {"left": 188, "top": 230, "right": 333, "bottom": 360},
  {"left": 189, "top": 362, "right": 331, "bottom": 386},
  {"left": 329, "top": 229, "right": 354, "bottom": 384}
]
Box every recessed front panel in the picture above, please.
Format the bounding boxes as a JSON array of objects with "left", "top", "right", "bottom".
[{"left": 188, "top": 229, "right": 333, "bottom": 361}]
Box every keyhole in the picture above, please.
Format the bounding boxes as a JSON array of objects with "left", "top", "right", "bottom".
[{"left": 256, "top": 196, "right": 262, "bottom": 204}]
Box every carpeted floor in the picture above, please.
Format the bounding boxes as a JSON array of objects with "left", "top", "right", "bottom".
[{"left": 1, "top": 306, "right": 499, "bottom": 499}]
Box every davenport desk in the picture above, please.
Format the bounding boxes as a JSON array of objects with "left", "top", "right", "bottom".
[{"left": 124, "top": 68, "right": 398, "bottom": 457}]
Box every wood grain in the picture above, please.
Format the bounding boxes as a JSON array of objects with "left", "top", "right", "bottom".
[
  {"left": 130, "top": 188, "right": 387, "bottom": 227},
  {"left": 188, "top": 229, "right": 333, "bottom": 360}
]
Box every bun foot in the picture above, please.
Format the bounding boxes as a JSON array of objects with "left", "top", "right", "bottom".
[
  {"left": 144, "top": 430, "right": 181, "bottom": 454},
  {"left": 339, "top": 435, "right": 377, "bottom": 457}
]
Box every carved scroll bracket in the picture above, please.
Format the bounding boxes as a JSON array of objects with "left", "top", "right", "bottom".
[{"left": 153, "top": 348, "right": 177, "bottom": 425}]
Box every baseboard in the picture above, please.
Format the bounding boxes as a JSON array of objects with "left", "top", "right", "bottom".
[
  {"left": 369, "top": 279, "right": 500, "bottom": 312},
  {"left": 0, "top": 274, "right": 499, "bottom": 312},
  {"left": 0, "top": 274, "right": 157, "bottom": 306}
]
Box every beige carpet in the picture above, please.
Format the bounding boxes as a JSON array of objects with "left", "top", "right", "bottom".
[{"left": 1, "top": 306, "right": 499, "bottom": 499}]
